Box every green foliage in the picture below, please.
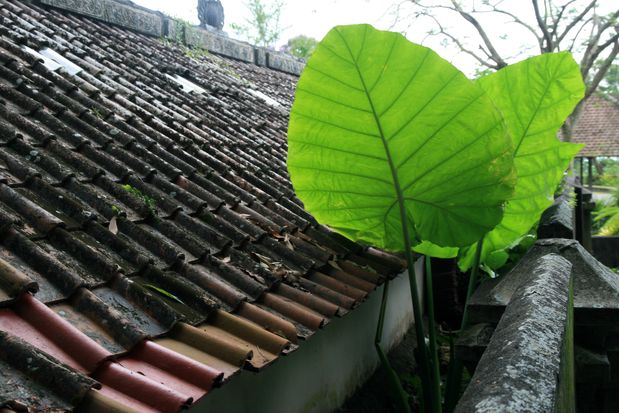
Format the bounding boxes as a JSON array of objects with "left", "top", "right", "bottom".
[
  {"left": 594, "top": 165, "right": 619, "bottom": 236},
  {"left": 596, "top": 205, "right": 619, "bottom": 235},
  {"left": 288, "top": 24, "right": 516, "bottom": 252},
  {"left": 184, "top": 47, "right": 209, "bottom": 60},
  {"left": 599, "top": 159, "right": 619, "bottom": 187},
  {"left": 159, "top": 17, "right": 209, "bottom": 61},
  {"left": 231, "top": 0, "right": 285, "bottom": 48},
  {"left": 287, "top": 25, "right": 585, "bottom": 410},
  {"left": 111, "top": 205, "right": 121, "bottom": 216},
  {"left": 283, "top": 35, "right": 317, "bottom": 59},
  {"left": 144, "top": 284, "right": 185, "bottom": 305},
  {"left": 122, "top": 184, "right": 156, "bottom": 212},
  {"left": 459, "top": 52, "right": 585, "bottom": 270}
]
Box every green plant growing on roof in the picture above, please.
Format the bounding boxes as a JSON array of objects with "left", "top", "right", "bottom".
[
  {"left": 159, "top": 16, "right": 210, "bottom": 61},
  {"left": 287, "top": 24, "right": 584, "bottom": 412},
  {"left": 144, "top": 283, "right": 185, "bottom": 305},
  {"left": 122, "top": 184, "right": 156, "bottom": 214}
]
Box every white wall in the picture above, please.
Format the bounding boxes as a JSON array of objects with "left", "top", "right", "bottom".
[{"left": 191, "top": 259, "right": 423, "bottom": 413}]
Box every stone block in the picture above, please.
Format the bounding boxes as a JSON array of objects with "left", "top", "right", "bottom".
[
  {"left": 455, "top": 254, "right": 572, "bottom": 413},
  {"left": 538, "top": 196, "right": 574, "bottom": 240},
  {"left": 40, "top": 0, "right": 163, "bottom": 37},
  {"left": 469, "top": 238, "right": 619, "bottom": 328},
  {"left": 254, "top": 47, "right": 267, "bottom": 67},
  {"left": 266, "top": 51, "right": 304, "bottom": 75},
  {"left": 185, "top": 26, "right": 254, "bottom": 63}
]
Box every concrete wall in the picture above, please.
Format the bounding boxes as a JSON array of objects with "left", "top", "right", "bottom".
[{"left": 191, "top": 260, "right": 422, "bottom": 413}]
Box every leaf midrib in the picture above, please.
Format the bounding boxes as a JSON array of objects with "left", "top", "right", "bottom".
[
  {"left": 334, "top": 27, "right": 410, "bottom": 239},
  {"left": 511, "top": 52, "right": 569, "bottom": 156}
]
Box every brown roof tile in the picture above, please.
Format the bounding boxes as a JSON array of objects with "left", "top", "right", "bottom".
[
  {"left": 572, "top": 95, "right": 619, "bottom": 157},
  {"left": 0, "top": 0, "right": 405, "bottom": 410}
]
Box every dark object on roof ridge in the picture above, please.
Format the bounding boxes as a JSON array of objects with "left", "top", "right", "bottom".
[{"left": 198, "top": 0, "right": 224, "bottom": 31}]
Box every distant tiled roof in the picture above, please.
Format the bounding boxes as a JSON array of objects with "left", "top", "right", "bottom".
[
  {"left": 572, "top": 95, "right": 619, "bottom": 157},
  {"left": 0, "top": 1, "right": 405, "bottom": 412}
]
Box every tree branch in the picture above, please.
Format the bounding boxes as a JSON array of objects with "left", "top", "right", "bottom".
[
  {"left": 567, "top": 17, "right": 594, "bottom": 51},
  {"left": 532, "top": 0, "right": 553, "bottom": 51},
  {"left": 476, "top": 6, "right": 543, "bottom": 50},
  {"left": 556, "top": 0, "right": 598, "bottom": 44},
  {"left": 450, "top": 0, "right": 507, "bottom": 68},
  {"left": 581, "top": 32, "right": 619, "bottom": 82},
  {"left": 551, "top": 0, "right": 578, "bottom": 39},
  {"left": 586, "top": 41, "right": 619, "bottom": 98},
  {"left": 423, "top": 12, "right": 500, "bottom": 69}
]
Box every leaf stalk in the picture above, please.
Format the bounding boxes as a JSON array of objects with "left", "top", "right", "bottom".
[
  {"left": 444, "top": 236, "right": 485, "bottom": 413},
  {"left": 375, "top": 280, "right": 412, "bottom": 413}
]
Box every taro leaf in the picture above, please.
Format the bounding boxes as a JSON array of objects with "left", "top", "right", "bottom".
[
  {"left": 288, "top": 24, "right": 515, "bottom": 252},
  {"left": 459, "top": 52, "right": 585, "bottom": 270}
]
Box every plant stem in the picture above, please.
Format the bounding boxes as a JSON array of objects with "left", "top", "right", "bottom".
[
  {"left": 401, "top": 232, "right": 437, "bottom": 413},
  {"left": 425, "top": 256, "right": 442, "bottom": 412},
  {"left": 460, "top": 237, "right": 485, "bottom": 330},
  {"left": 375, "top": 280, "right": 412, "bottom": 413},
  {"left": 444, "top": 237, "right": 485, "bottom": 413}
]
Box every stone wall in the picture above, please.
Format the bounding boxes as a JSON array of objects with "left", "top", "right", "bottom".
[
  {"left": 455, "top": 255, "right": 574, "bottom": 413},
  {"left": 456, "top": 195, "right": 619, "bottom": 412},
  {"left": 36, "top": 0, "right": 305, "bottom": 75}
]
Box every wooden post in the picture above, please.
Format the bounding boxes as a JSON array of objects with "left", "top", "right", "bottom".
[{"left": 587, "top": 157, "right": 593, "bottom": 190}]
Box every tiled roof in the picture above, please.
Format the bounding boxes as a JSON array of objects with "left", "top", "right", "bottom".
[
  {"left": 0, "top": 1, "right": 405, "bottom": 412},
  {"left": 572, "top": 95, "right": 619, "bottom": 157}
]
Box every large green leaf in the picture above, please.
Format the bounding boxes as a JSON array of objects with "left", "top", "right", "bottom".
[
  {"left": 288, "top": 24, "right": 515, "bottom": 252},
  {"left": 459, "top": 52, "right": 585, "bottom": 270}
]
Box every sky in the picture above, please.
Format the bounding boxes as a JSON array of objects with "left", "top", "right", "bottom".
[
  {"left": 132, "top": 0, "right": 498, "bottom": 72},
  {"left": 131, "top": 0, "right": 614, "bottom": 76}
]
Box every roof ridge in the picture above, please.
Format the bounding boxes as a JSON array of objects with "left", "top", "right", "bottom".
[{"left": 36, "top": 0, "right": 305, "bottom": 75}]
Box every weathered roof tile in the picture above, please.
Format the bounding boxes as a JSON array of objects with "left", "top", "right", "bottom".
[
  {"left": 572, "top": 95, "right": 619, "bottom": 157},
  {"left": 0, "top": 0, "right": 406, "bottom": 410}
]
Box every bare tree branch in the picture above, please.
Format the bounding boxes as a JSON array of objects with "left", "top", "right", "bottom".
[
  {"left": 423, "top": 12, "right": 499, "bottom": 68},
  {"left": 586, "top": 41, "right": 619, "bottom": 98},
  {"left": 551, "top": 0, "right": 578, "bottom": 36},
  {"left": 475, "top": 7, "right": 542, "bottom": 49},
  {"left": 532, "top": 0, "right": 553, "bottom": 50},
  {"left": 581, "top": 32, "right": 619, "bottom": 79},
  {"left": 556, "top": 0, "right": 598, "bottom": 44},
  {"left": 567, "top": 16, "right": 594, "bottom": 51},
  {"left": 449, "top": 0, "right": 507, "bottom": 68}
]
